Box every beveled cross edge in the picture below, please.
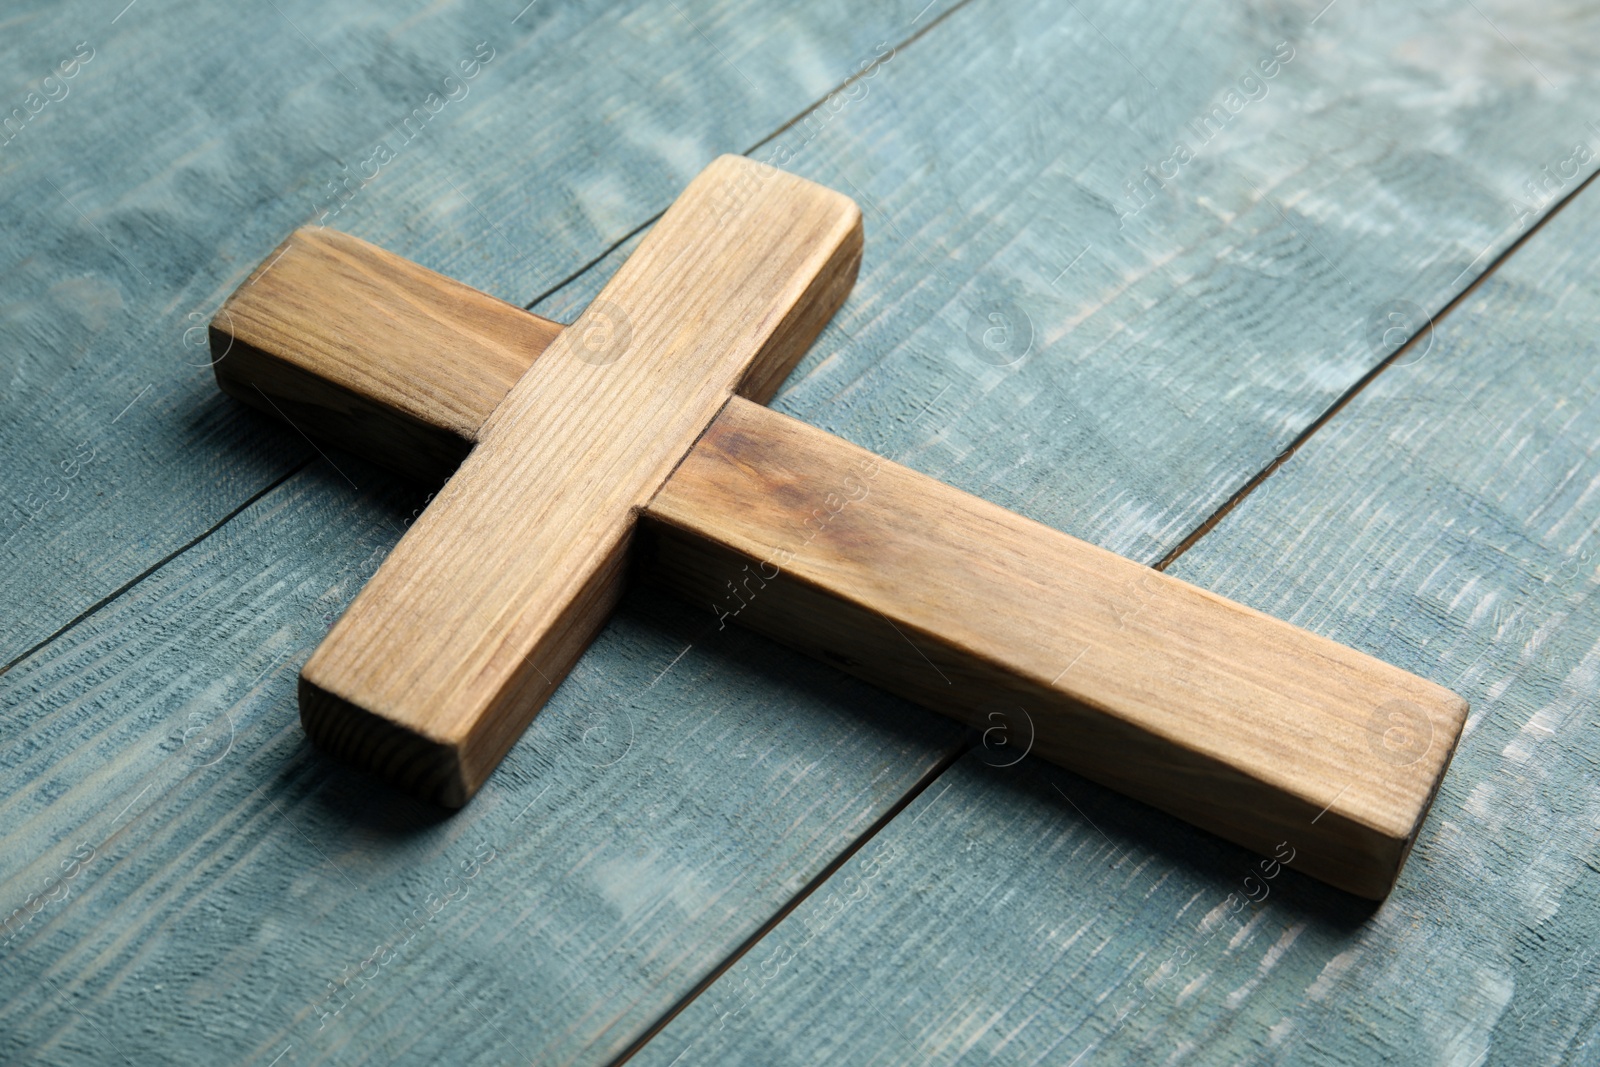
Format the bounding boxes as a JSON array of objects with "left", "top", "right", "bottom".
[{"left": 209, "top": 155, "right": 1468, "bottom": 899}]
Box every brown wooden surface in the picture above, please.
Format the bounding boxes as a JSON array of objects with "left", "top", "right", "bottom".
[
  {"left": 643, "top": 398, "right": 1468, "bottom": 898},
  {"left": 210, "top": 179, "right": 1468, "bottom": 896},
  {"left": 212, "top": 227, "right": 559, "bottom": 482},
  {"left": 298, "top": 155, "right": 864, "bottom": 805}
]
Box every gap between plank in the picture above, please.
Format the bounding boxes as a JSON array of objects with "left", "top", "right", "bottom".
[
  {"left": 6, "top": 0, "right": 982, "bottom": 678},
  {"left": 8, "top": 1, "right": 1573, "bottom": 1052},
  {"left": 1154, "top": 163, "right": 1600, "bottom": 573},
  {"left": 605, "top": 94, "right": 1600, "bottom": 1067},
  {"left": 0, "top": 459, "right": 312, "bottom": 681},
  {"left": 519, "top": 0, "right": 980, "bottom": 316},
  {"left": 606, "top": 740, "right": 972, "bottom": 1067}
]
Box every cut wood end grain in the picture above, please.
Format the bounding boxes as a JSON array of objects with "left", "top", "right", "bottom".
[{"left": 299, "top": 673, "right": 470, "bottom": 807}]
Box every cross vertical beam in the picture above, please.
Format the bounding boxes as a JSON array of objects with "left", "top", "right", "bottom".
[{"left": 294, "top": 157, "right": 862, "bottom": 805}]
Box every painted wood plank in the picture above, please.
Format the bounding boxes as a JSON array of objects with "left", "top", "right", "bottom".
[
  {"left": 0, "top": 455, "right": 966, "bottom": 1064},
  {"left": 6, "top": 0, "right": 1600, "bottom": 1065},
  {"left": 7, "top": 0, "right": 1600, "bottom": 673},
  {"left": 515, "top": 0, "right": 1600, "bottom": 582},
  {"left": 0, "top": 7, "right": 973, "bottom": 1062},
  {"left": 0, "top": 0, "right": 960, "bottom": 664},
  {"left": 635, "top": 106, "right": 1600, "bottom": 1067}
]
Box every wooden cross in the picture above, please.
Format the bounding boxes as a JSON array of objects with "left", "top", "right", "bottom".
[{"left": 210, "top": 156, "right": 1466, "bottom": 899}]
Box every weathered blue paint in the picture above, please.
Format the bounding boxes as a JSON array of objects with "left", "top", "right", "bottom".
[
  {"left": 6, "top": 0, "right": 1600, "bottom": 1062},
  {"left": 639, "top": 35, "right": 1600, "bottom": 1063}
]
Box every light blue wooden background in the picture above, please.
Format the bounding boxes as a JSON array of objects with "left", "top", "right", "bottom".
[{"left": 3, "top": 0, "right": 1598, "bottom": 1064}]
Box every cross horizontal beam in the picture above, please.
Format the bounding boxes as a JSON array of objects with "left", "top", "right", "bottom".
[{"left": 212, "top": 158, "right": 1466, "bottom": 897}]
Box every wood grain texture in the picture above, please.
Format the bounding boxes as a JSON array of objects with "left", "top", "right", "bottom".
[
  {"left": 760, "top": 0, "right": 1600, "bottom": 576},
  {"left": 0, "top": 0, "right": 964, "bottom": 664},
  {"left": 2, "top": 3, "right": 971, "bottom": 1062},
  {"left": 634, "top": 112, "right": 1600, "bottom": 1067},
  {"left": 0, "top": 457, "right": 966, "bottom": 1066},
  {"left": 643, "top": 397, "right": 1464, "bottom": 898},
  {"left": 302, "top": 157, "right": 863, "bottom": 806},
  {"left": 8, "top": 0, "right": 1599, "bottom": 670},
  {"left": 7, "top": 0, "right": 1600, "bottom": 1063},
  {"left": 213, "top": 227, "right": 558, "bottom": 483},
  {"left": 222, "top": 223, "right": 1461, "bottom": 894}
]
